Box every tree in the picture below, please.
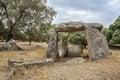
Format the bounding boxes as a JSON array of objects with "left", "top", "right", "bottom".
[
  {"left": 102, "top": 16, "right": 120, "bottom": 44},
  {"left": 59, "top": 32, "right": 87, "bottom": 48},
  {"left": 102, "top": 28, "right": 113, "bottom": 43},
  {"left": 109, "top": 16, "right": 120, "bottom": 31},
  {"left": 39, "top": 23, "right": 56, "bottom": 42},
  {"left": 110, "top": 29, "right": 120, "bottom": 44},
  {"left": 0, "top": 20, "right": 5, "bottom": 40},
  {"left": 68, "top": 32, "right": 87, "bottom": 48},
  {"left": 59, "top": 32, "right": 70, "bottom": 41},
  {"left": 25, "top": 28, "right": 35, "bottom": 45},
  {"left": 0, "top": 0, "right": 56, "bottom": 41}
]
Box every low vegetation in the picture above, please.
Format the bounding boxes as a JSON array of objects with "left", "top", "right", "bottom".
[{"left": 0, "top": 42, "right": 120, "bottom": 80}]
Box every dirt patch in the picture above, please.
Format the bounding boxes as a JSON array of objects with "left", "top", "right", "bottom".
[
  {"left": 0, "top": 42, "right": 47, "bottom": 80},
  {"left": 0, "top": 42, "right": 120, "bottom": 80},
  {"left": 8, "top": 53, "right": 120, "bottom": 80}
]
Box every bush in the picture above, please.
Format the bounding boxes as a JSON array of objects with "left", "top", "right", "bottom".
[
  {"left": 110, "top": 29, "right": 120, "bottom": 44},
  {"left": 68, "top": 32, "right": 87, "bottom": 44}
]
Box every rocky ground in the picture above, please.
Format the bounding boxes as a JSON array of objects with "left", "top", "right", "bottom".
[{"left": 0, "top": 42, "right": 120, "bottom": 80}]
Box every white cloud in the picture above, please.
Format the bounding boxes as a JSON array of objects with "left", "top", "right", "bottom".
[
  {"left": 47, "top": 0, "right": 120, "bottom": 27},
  {"left": 109, "top": 0, "right": 120, "bottom": 9}
]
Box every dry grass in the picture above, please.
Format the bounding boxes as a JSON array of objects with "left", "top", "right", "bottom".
[
  {"left": 0, "top": 41, "right": 47, "bottom": 80},
  {"left": 0, "top": 41, "right": 120, "bottom": 80}
]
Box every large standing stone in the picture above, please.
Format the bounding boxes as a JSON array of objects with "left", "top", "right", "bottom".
[
  {"left": 46, "top": 33, "right": 59, "bottom": 60},
  {"left": 85, "top": 23, "right": 109, "bottom": 60},
  {"left": 68, "top": 44, "right": 83, "bottom": 57},
  {"left": 58, "top": 38, "right": 68, "bottom": 58}
]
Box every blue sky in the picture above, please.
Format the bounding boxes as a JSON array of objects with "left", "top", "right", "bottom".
[{"left": 47, "top": 0, "right": 120, "bottom": 27}]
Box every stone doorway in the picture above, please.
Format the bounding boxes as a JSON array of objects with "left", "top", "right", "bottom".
[
  {"left": 58, "top": 32, "right": 86, "bottom": 58},
  {"left": 46, "top": 22, "right": 109, "bottom": 61}
]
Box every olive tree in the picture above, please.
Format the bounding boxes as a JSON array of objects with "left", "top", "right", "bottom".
[{"left": 0, "top": 0, "right": 56, "bottom": 42}]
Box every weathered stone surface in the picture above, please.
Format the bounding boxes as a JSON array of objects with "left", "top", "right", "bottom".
[
  {"left": 55, "top": 21, "right": 109, "bottom": 60},
  {"left": 85, "top": 24, "right": 109, "bottom": 60},
  {"left": 84, "top": 23, "right": 103, "bottom": 31},
  {"left": 46, "top": 32, "right": 59, "bottom": 60},
  {"left": 0, "top": 39, "right": 22, "bottom": 51},
  {"left": 56, "top": 22, "right": 103, "bottom": 32},
  {"left": 5, "top": 58, "right": 54, "bottom": 80},
  {"left": 58, "top": 38, "right": 68, "bottom": 58},
  {"left": 8, "top": 58, "right": 54, "bottom": 68},
  {"left": 56, "top": 22, "right": 84, "bottom": 32},
  {"left": 64, "top": 58, "right": 86, "bottom": 65},
  {"left": 68, "top": 44, "right": 83, "bottom": 57}
]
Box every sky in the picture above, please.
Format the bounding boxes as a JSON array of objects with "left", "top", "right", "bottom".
[{"left": 47, "top": 0, "right": 120, "bottom": 27}]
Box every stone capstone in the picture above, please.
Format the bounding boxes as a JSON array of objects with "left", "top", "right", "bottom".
[{"left": 56, "top": 22, "right": 103, "bottom": 32}]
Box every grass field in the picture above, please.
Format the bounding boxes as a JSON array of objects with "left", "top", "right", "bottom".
[{"left": 0, "top": 41, "right": 120, "bottom": 80}]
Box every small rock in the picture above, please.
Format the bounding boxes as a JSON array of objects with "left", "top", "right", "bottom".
[
  {"left": 0, "top": 39, "right": 22, "bottom": 51},
  {"left": 64, "top": 58, "right": 86, "bottom": 65}
]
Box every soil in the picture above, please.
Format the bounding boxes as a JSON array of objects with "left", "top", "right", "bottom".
[{"left": 0, "top": 41, "right": 120, "bottom": 80}]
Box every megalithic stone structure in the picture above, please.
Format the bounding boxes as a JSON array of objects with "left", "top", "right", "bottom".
[
  {"left": 84, "top": 23, "right": 109, "bottom": 60},
  {"left": 46, "top": 22, "right": 109, "bottom": 61},
  {"left": 46, "top": 32, "right": 59, "bottom": 61}
]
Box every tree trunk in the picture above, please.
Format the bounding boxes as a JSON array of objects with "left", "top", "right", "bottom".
[
  {"left": 6, "top": 32, "right": 13, "bottom": 42},
  {"left": 83, "top": 43, "right": 87, "bottom": 49},
  {"left": 6, "top": 25, "right": 14, "bottom": 42},
  {"left": 29, "top": 39, "right": 32, "bottom": 45}
]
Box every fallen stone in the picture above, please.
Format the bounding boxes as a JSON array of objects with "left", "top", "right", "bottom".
[
  {"left": 0, "top": 39, "right": 22, "bottom": 51},
  {"left": 64, "top": 58, "right": 86, "bottom": 65},
  {"left": 5, "top": 58, "right": 54, "bottom": 80},
  {"left": 8, "top": 58, "right": 54, "bottom": 68}
]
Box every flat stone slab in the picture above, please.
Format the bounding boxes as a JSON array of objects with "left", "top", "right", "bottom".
[{"left": 56, "top": 22, "right": 103, "bottom": 32}]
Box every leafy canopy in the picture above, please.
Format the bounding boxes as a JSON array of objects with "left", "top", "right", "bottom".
[
  {"left": 0, "top": 0, "right": 56, "bottom": 41},
  {"left": 102, "top": 16, "right": 120, "bottom": 44}
]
